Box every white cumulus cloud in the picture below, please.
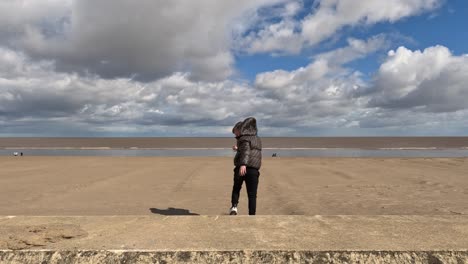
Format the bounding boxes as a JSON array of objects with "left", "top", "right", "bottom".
[
  {"left": 367, "top": 45, "right": 468, "bottom": 113},
  {"left": 240, "top": 0, "right": 441, "bottom": 54}
]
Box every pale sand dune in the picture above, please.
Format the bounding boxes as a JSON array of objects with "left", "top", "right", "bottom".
[{"left": 0, "top": 157, "right": 467, "bottom": 216}]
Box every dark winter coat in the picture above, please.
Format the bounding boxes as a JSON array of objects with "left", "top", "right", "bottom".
[{"left": 234, "top": 117, "right": 262, "bottom": 169}]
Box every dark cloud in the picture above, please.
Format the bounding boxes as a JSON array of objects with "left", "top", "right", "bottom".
[{"left": 0, "top": 0, "right": 284, "bottom": 82}]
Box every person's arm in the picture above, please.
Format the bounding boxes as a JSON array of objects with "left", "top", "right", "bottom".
[{"left": 238, "top": 139, "right": 250, "bottom": 176}]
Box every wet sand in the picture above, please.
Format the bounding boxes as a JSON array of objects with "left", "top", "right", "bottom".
[
  {"left": 0, "top": 157, "right": 467, "bottom": 216},
  {"left": 1, "top": 137, "right": 468, "bottom": 149}
]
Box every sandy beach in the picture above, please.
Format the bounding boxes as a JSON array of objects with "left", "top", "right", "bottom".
[{"left": 0, "top": 157, "right": 467, "bottom": 216}]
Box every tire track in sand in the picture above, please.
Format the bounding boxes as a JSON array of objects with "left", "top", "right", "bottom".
[
  {"left": 172, "top": 162, "right": 208, "bottom": 193},
  {"left": 262, "top": 166, "right": 307, "bottom": 215}
]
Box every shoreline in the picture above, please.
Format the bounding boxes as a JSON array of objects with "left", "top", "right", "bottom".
[
  {"left": 1, "top": 137, "right": 468, "bottom": 149},
  {"left": 2, "top": 147, "right": 468, "bottom": 150}
]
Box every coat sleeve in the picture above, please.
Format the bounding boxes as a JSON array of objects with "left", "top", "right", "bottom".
[{"left": 238, "top": 139, "right": 251, "bottom": 166}]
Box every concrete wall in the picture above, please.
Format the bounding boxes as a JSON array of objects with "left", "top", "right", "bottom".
[{"left": 2, "top": 250, "right": 468, "bottom": 264}]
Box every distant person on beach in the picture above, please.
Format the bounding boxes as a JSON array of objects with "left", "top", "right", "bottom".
[{"left": 230, "top": 117, "right": 262, "bottom": 215}]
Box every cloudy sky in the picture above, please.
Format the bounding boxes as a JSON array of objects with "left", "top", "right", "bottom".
[{"left": 1, "top": 0, "right": 467, "bottom": 136}]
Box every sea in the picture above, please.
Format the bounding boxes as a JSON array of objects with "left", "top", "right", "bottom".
[{"left": 1, "top": 137, "right": 468, "bottom": 157}]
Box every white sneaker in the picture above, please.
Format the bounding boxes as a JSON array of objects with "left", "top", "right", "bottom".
[{"left": 229, "top": 206, "right": 238, "bottom": 215}]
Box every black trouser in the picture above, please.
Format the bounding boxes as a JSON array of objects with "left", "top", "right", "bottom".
[{"left": 231, "top": 166, "right": 260, "bottom": 215}]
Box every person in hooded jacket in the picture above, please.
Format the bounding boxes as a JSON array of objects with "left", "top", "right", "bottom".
[{"left": 230, "top": 117, "right": 262, "bottom": 215}]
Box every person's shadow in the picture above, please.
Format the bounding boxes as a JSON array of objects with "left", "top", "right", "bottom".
[{"left": 149, "top": 207, "right": 199, "bottom": 215}]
